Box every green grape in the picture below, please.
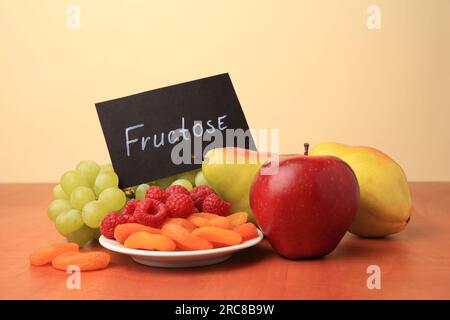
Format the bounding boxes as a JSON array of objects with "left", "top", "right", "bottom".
[
  {"left": 66, "top": 224, "right": 97, "bottom": 247},
  {"left": 47, "top": 199, "right": 72, "bottom": 221},
  {"left": 94, "top": 171, "right": 119, "bottom": 196},
  {"left": 81, "top": 200, "right": 109, "bottom": 228},
  {"left": 76, "top": 160, "right": 100, "bottom": 188},
  {"left": 55, "top": 209, "right": 84, "bottom": 235},
  {"left": 70, "top": 186, "right": 96, "bottom": 210},
  {"left": 151, "top": 169, "right": 199, "bottom": 189},
  {"left": 194, "top": 171, "right": 210, "bottom": 187},
  {"left": 176, "top": 169, "right": 200, "bottom": 185},
  {"left": 171, "top": 179, "right": 193, "bottom": 191},
  {"left": 52, "top": 184, "right": 68, "bottom": 200},
  {"left": 60, "top": 170, "right": 89, "bottom": 196},
  {"left": 100, "top": 164, "right": 114, "bottom": 173},
  {"left": 98, "top": 187, "right": 126, "bottom": 211},
  {"left": 151, "top": 175, "right": 175, "bottom": 189},
  {"left": 135, "top": 184, "right": 150, "bottom": 200}
]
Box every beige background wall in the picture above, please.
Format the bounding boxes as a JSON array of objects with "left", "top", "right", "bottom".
[{"left": 1, "top": 0, "right": 449, "bottom": 182}]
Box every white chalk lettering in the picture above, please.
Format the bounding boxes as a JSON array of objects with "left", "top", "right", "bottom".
[{"left": 125, "top": 124, "right": 144, "bottom": 157}]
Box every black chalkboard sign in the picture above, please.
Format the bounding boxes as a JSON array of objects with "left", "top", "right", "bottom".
[{"left": 95, "top": 73, "right": 254, "bottom": 188}]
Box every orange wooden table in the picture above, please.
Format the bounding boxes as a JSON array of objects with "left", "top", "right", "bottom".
[{"left": 0, "top": 182, "right": 449, "bottom": 300}]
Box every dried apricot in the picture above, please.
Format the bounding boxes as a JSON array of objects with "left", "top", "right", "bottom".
[
  {"left": 192, "top": 227, "right": 242, "bottom": 246},
  {"left": 161, "top": 224, "right": 213, "bottom": 251},
  {"left": 209, "top": 216, "right": 231, "bottom": 229},
  {"left": 52, "top": 251, "right": 110, "bottom": 271},
  {"left": 124, "top": 231, "right": 176, "bottom": 251},
  {"left": 233, "top": 223, "right": 259, "bottom": 241},
  {"left": 210, "top": 242, "right": 228, "bottom": 249},
  {"left": 114, "top": 223, "right": 161, "bottom": 244},
  {"left": 189, "top": 212, "right": 219, "bottom": 220},
  {"left": 163, "top": 218, "right": 197, "bottom": 232},
  {"left": 30, "top": 243, "right": 79, "bottom": 266},
  {"left": 187, "top": 212, "right": 220, "bottom": 228},
  {"left": 227, "top": 212, "right": 248, "bottom": 228}
]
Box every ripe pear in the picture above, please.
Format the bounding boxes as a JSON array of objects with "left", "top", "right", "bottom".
[
  {"left": 202, "top": 148, "right": 273, "bottom": 221},
  {"left": 310, "top": 142, "right": 411, "bottom": 237}
]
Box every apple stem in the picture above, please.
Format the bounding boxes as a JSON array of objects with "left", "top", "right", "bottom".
[{"left": 304, "top": 143, "right": 309, "bottom": 156}]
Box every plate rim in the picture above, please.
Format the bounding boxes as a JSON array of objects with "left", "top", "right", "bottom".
[{"left": 99, "top": 229, "right": 264, "bottom": 257}]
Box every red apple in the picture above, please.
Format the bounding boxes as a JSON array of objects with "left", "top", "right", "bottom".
[{"left": 250, "top": 143, "right": 359, "bottom": 259}]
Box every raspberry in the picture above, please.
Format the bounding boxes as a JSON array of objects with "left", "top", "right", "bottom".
[
  {"left": 145, "top": 186, "right": 168, "bottom": 203},
  {"left": 165, "top": 193, "right": 195, "bottom": 218},
  {"left": 166, "top": 185, "right": 190, "bottom": 196},
  {"left": 121, "top": 199, "right": 139, "bottom": 216},
  {"left": 118, "top": 213, "right": 136, "bottom": 224},
  {"left": 134, "top": 199, "right": 168, "bottom": 227},
  {"left": 202, "top": 193, "right": 231, "bottom": 216},
  {"left": 190, "top": 185, "right": 215, "bottom": 211},
  {"left": 100, "top": 211, "right": 120, "bottom": 239}
]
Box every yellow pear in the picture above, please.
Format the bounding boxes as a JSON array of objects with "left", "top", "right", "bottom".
[
  {"left": 202, "top": 147, "right": 273, "bottom": 221},
  {"left": 310, "top": 142, "right": 411, "bottom": 237}
]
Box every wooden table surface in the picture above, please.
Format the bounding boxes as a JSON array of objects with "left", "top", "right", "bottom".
[{"left": 0, "top": 182, "right": 449, "bottom": 300}]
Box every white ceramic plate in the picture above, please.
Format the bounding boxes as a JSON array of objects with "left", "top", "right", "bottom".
[{"left": 99, "top": 230, "right": 264, "bottom": 268}]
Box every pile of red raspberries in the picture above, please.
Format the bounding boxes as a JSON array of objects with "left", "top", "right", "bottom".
[{"left": 100, "top": 185, "right": 230, "bottom": 239}]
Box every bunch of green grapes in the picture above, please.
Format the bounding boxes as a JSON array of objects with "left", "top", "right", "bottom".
[
  {"left": 47, "top": 161, "right": 126, "bottom": 246},
  {"left": 134, "top": 168, "right": 210, "bottom": 199}
]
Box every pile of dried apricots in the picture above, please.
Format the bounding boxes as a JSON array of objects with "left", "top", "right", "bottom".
[{"left": 118, "top": 211, "right": 258, "bottom": 251}]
